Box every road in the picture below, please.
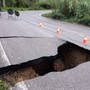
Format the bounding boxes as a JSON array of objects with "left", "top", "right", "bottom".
[
  {"left": 0, "top": 11, "right": 66, "bottom": 67},
  {"left": 0, "top": 11, "right": 90, "bottom": 66},
  {"left": 11, "top": 61, "right": 90, "bottom": 90},
  {"left": 0, "top": 10, "right": 90, "bottom": 90},
  {"left": 20, "top": 11, "right": 90, "bottom": 50}
]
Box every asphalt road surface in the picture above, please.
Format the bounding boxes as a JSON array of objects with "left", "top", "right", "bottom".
[
  {"left": 0, "top": 11, "right": 90, "bottom": 66},
  {"left": 0, "top": 10, "right": 90, "bottom": 90},
  {"left": 0, "top": 11, "right": 66, "bottom": 68},
  {"left": 20, "top": 11, "right": 90, "bottom": 49},
  {"left": 11, "top": 61, "right": 90, "bottom": 90}
]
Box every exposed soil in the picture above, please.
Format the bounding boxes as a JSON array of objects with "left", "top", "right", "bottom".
[{"left": 0, "top": 42, "right": 90, "bottom": 86}]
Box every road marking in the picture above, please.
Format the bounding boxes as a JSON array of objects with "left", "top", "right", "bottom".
[
  {"left": 0, "top": 41, "right": 11, "bottom": 66},
  {"left": 0, "top": 41, "right": 28, "bottom": 90},
  {"left": 16, "top": 82, "right": 28, "bottom": 90}
]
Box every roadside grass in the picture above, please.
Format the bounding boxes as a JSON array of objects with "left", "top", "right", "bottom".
[
  {"left": 42, "top": 0, "right": 90, "bottom": 26},
  {"left": 0, "top": 80, "right": 10, "bottom": 90},
  {"left": 42, "top": 12, "right": 90, "bottom": 26},
  {"left": 42, "top": 11, "right": 67, "bottom": 20},
  {"left": 42, "top": 12, "right": 52, "bottom": 18},
  {"left": 2, "top": 7, "right": 44, "bottom": 12},
  {"left": 2, "top": 7, "right": 29, "bottom": 11}
]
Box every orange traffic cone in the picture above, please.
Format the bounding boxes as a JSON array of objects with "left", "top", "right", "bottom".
[
  {"left": 39, "top": 22, "right": 43, "bottom": 27},
  {"left": 83, "top": 36, "right": 88, "bottom": 44},
  {"left": 56, "top": 28, "right": 60, "bottom": 35}
]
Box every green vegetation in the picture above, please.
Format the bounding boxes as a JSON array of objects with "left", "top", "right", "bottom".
[
  {"left": 0, "top": 0, "right": 52, "bottom": 11},
  {"left": 0, "top": 80, "right": 10, "bottom": 90},
  {"left": 0, "top": 0, "right": 38, "bottom": 7},
  {"left": 2, "top": 7, "right": 43, "bottom": 12},
  {"left": 0, "top": 0, "right": 90, "bottom": 26},
  {"left": 43, "top": 0, "right": 90, "bottom": 26}
]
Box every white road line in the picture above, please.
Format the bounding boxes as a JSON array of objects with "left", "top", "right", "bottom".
[
  {"left": 0, "top": 41, "right": 28, "bottom": 90},
  {"left": 0, "top": 41, "right": 11, "bottom": 66},
  {"left": 15, "top": 82, "right": 28, "bottom": 90}
]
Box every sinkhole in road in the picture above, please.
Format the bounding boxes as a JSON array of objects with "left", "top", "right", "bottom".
[{"left": 0, "top": 41, "right": 90, "bottom": 86}]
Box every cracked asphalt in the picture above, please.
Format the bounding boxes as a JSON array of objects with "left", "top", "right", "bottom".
[{"left": 0, "top": 10, "right": 90, "bottom": 90}]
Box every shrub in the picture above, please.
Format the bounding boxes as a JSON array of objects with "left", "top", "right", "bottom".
[
  {"left": 39, "top": 3, "right": 51, "bottom": 9},
  {"left": 75, "top": 1, "right": 90, "bottom": 19},
  {"left": 0, "top": 80, "right": 10, "bottom": 90},
  {"left": 51, "top": 12, "right": 67, "bottom": 20},
  {"left": 49, "top": 0, "right": 90, "bottom": 26},
  {"left": 78, "top": 18, "right": 90, "bottom": 26}
]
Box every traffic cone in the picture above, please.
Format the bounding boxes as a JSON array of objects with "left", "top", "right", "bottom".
[
  {"left": 39, "top": 22, "right": 43, "bottom": 27},
  {"left": 56, "top": 28, "right": 60, "bottom": 35},
  {"left": 83, "top": 36, "right": 88, "bottom": 44}
]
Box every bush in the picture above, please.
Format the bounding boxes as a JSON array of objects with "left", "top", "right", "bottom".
[
  {"left": 0, "top": 80, "right": 10, "bottom": 90},
  {"left": 5, "top": 0, "right": 39, "bottom": 8},
  {"left": 57, "top": 0, "right": 75, "bottom": 18},
  {"left": 39, "top": 3, "right": 51, "bottom": 9},
  {"left": 36, "top": 1, "right": 52, "bottom": 9},
  {"left": 51, "top": 12, "right": 67, "bottom": 20},
  {"left": 78, "top": 18, "right": 90, "bottom": 26},
  {"left": 75, "top": 2, "right": 90, "bottom": 19},
  {"left": 42, "top": 11, "right": 67, "bottom": 20},
  {"left": 6, "top": 0, "right": 16, "bottom": 7},
  {"left": 48, "top": 0, "right": 90, "bottom": 26}
]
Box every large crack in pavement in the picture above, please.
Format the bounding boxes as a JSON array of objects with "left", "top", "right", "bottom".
[{"left": 0, "top": 42, "right": 90, "bottom": 87}]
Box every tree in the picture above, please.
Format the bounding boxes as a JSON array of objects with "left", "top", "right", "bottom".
[
  {"left": 3, "top": 0, "right": 5, "bottom": 7},
  {"left": 6, "top": 0, "right": 16, "bottom": 7},
  {"left": 0, "top": 0, "right": 2, "bottom": 6}
]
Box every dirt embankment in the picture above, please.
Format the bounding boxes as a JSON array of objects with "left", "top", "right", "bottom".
[
  {"left": 0, "top": 42, "right": 90, "bottom": 86},
  {"left": 55, "top": 42, "right": 90, "bottom": 70}
]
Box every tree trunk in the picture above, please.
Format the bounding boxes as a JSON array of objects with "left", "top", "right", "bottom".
[{"left": 3, "top": 0, "right": 5, "bottom": 7}]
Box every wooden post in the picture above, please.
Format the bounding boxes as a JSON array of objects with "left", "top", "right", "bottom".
[{"left": 3, "top": 0, "right": 6, "bottom": 7}]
